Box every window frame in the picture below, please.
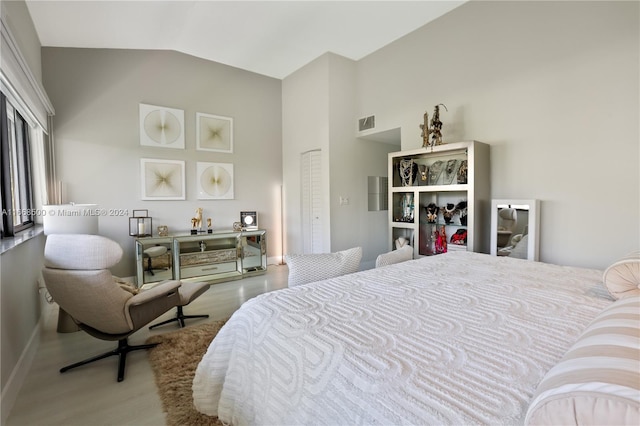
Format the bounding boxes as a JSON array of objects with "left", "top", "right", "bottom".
[{"left": 1, "top": 92, "right": 35, "bottom": 237}]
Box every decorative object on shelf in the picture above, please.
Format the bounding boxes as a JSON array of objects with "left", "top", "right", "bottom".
[
  {"left": 398, "top": 159, "right": 418, "bottom": 186},
  {"left": 450, "top": 228, "right": 467, "bottom": 245},
  {"left": 457, "top": 160, "right": 468, "bottom": 184},
  {"left": 420, "top": 111, "right": 431, "bottom": 148},
  {"left": 232, "top": 221, "right": 243, "bottom": 231},
  {"left": 129, "top": 209, "right": 152, "bottom": 237},
  {"left": 196, "top": 112, "right": 233, "bottom": 153},
  {"left": 428, "top": 160, "right": 444, "bottom": 185},
  {"left": 456, "top": 200, "right": 468, "bottom": 225},
  {"left": 157, "top": 225, "right": 169, "bottom": 237},
  {"left": 425, "top": 203, "right": 439, "bottom": 223},
  {"left": 395, "top": 236, "right": 410, "bottom": 250},
  {"left": 399, "top": 194, "right": 414, "bottom": 222},
  {"left": 241, "top": 211, "right": 258, "bottom": 230},
  {"left": 441, "top": 203, "right": 456, "bottom": 224},
  {"left": 139, "top": 103, "right": 185, "bottom": 149},
  {"left": 418, "top": 164, "right": 429, "bottom": 186},
  {"left": 429, "top": 104, "right": 447, "bottom": 146},
  {"left": 189, "top": 208, "right": 206, "bottom": 235},
  {"left": 207, "top": 218, "right": 213, "bottom": 234},
  {"left": 419, "top": 103, "right": 448, "bottom": 148},
  {"left": 197, "top": 162, "right": 234, "bottom": 200},
  {"left": 434, "top": 225, "right": 448, "bottom": 254},
  {"left": 140, "top": 158, "right": 185, "bottom": 200},
  {"left": 443, "top": 159, "right": 459, "bottom": 185}
]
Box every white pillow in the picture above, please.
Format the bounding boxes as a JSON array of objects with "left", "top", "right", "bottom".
[
  {"left": 603, "top": 251, "right": 640, "bottom": 300},
  {"left": 285, "top": 247, "right": 362, "bottom": 287},
  {"left": 375, "top": 245, "right": 413, "bottom": 268},
  {"left": 525, "top": 295, "right": 640, "bottom": 425}
]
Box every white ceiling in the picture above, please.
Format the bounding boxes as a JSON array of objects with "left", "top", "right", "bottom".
[{"left": 25, "top": 0, "right": 465, "bottom": 79}]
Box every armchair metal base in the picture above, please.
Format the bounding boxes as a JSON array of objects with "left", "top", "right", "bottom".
[
  {"left": 148, "top": 306, "right": 209, "bottom": 329},
  {"left": 59, "top": 338, "right": 158, "bottom": 382}
]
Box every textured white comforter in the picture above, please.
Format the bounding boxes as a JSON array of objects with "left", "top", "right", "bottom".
[{"left": 192, "top": 252, "right": 612, "bottom": 425}]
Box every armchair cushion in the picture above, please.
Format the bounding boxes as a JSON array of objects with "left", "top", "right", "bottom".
[
  {"left": 44, "top": 234, "right": 122, "bottom": 270},
  {"left": 285, "top": 247, "right": 362, "bottom": 287},
  {"left": 375, "top": 245, "right": 413, "bottom": 268}
]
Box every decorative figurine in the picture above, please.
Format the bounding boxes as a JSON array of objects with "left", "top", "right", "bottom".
[
  {"left": 420, "top": 111, "right": 431, "bottom": 148},
  {"left": 233, "top": 222, "right": 243, "bottom": 231},
  {"left": 157, "top": 225, "right": 169, "bottom": 237},
  {"left": 419, "top": 103, "right": 448, "bottom": 148},
  {"left": 207, "top": 217, "right": 213, "bottom": 233},
  {"left": 190, "top": 217, "right": 198, "bottom": 235},
  {"left": 430, "top": 104, "right": 447, "bottom": 146},
  {"left": 194, "top": 207, "right": 203, "bottom": 230}
]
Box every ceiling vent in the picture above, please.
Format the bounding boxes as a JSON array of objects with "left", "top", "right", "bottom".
[{"left": 358, "top": 115, "right": 375, "bottom": 132}]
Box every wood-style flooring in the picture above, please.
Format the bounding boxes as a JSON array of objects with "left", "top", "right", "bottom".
[{"left": 5, "top": 265, "right": 289, "bottom": 426}]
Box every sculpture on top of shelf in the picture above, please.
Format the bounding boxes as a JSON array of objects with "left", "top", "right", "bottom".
[
  {"left": 419, "top": 103, "right": 448, "bottom": 148},
  {"left": 430, "top": 104, "right": 447, "bottom": 146}
]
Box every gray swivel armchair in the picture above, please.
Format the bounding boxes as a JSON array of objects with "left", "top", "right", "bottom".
[{"left": 42, "top": 234, "right": 184, "bottom": 382}]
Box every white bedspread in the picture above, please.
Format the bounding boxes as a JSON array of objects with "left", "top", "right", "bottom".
[{"left": 193, "top": 252, "right": 612, "bottom": 425}]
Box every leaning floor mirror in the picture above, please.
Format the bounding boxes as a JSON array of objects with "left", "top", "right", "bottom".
[{"left": 490, "top": 199, "right": 540, "bottom": 261}]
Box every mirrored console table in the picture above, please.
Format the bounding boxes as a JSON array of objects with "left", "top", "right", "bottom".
[{"left": 135, "top": 229, "right": 267, "bottom": 288}]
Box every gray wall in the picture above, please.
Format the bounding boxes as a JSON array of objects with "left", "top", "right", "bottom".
[
  {"left": 354, "top": 0, "right": 639, "bottom": 269},
  {"left": 41, "top": 48, "right": 283, "bottom": 276},
  {"left": 282, "top": 53, "right": 395, "bottom": 264},
  {"left": 0, "top": 0, "right": 47, "bottom": 417}
]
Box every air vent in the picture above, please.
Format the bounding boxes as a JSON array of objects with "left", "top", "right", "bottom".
[{"left": 358, "top": 115, "right": 375, "bottom": 131}]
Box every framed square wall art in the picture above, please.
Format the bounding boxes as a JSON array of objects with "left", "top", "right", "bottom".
[
  {"left": 140, "top": 158, "right": 185, "bottom": 200},
  {"left": 197, "top": 162, "right": 234, "bottom": 200},
  {"left": 139, "top": 103, "right": 185, "bottom": 149},
  {"left": 196, "top": 113, "right": 233, "bottom": 153}
]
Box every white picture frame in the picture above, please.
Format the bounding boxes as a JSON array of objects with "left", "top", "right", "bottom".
[
  {"left": 196, "top": 113, "right": 233, "bottom": 153},
  {"left": 197, "top": 162, "right": 234, "bottom": 200},
  {"left": 139, "top": 103, "right": 185, "bottom": 149},
  {"left": 140, "top": 158, "right": 185, "bottom": 200}
]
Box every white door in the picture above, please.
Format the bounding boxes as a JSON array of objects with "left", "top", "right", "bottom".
[{"left": 301, "top": 150, "right": 322, "bottom": 254}]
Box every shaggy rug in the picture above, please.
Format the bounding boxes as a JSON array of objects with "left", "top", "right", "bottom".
[{"left": 146, "top": 321, "right": 226, "bottom": 426}]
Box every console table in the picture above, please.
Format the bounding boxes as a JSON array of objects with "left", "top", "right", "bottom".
[{"left": 135, "top": 229, "right": 267, "bottom": 288}]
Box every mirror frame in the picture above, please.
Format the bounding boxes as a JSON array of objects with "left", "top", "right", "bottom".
[{"left": 490, "top": 199, "right": 540, "bottom": 261}]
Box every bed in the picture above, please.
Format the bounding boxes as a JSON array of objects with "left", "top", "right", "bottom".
[{"left": 192, "top": 251, "right": 639, "bottom": 425}]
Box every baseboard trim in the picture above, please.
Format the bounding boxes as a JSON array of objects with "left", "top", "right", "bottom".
[{"left": 0, "top": 321, "right": 41, "bottom": 424}]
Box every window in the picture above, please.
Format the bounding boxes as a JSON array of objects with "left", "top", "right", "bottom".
[{"left": 1, "top": 91, "right": 35, "bottom": 237}]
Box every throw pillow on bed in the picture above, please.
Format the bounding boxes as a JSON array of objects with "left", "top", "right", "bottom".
[
  {"left": 285, "top": 247, "right": 362, "bottom": 287},
  {"left": 524, "top": 295, "right": 640, "bottom": 426},
  {"left": 603, "top": 251, "right": 640, "bottom": 299}
]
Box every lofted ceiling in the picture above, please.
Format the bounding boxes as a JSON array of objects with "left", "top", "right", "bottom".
[{"left": 25, "top": 0, "right": 466, "bottom": 79}]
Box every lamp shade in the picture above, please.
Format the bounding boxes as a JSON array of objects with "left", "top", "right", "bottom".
[{"left": 42, "top": 204, "right": 99, "bottom": 235}]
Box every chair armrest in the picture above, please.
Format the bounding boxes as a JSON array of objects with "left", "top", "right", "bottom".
[{"left": 126, "top": 280, "right": 182, "bottom": 330}]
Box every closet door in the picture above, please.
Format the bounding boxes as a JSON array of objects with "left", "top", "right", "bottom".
[{"left": 301, "top": 150, "right": 322, "bottom": 254}]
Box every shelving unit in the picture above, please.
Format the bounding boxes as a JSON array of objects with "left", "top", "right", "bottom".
[{"left": 388, "top": 141, "right": 490, "bottom": 257}]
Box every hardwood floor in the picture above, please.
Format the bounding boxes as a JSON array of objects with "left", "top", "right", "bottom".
[{"left": 6, "top": 265, "right": 289, "bottom": 426}]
